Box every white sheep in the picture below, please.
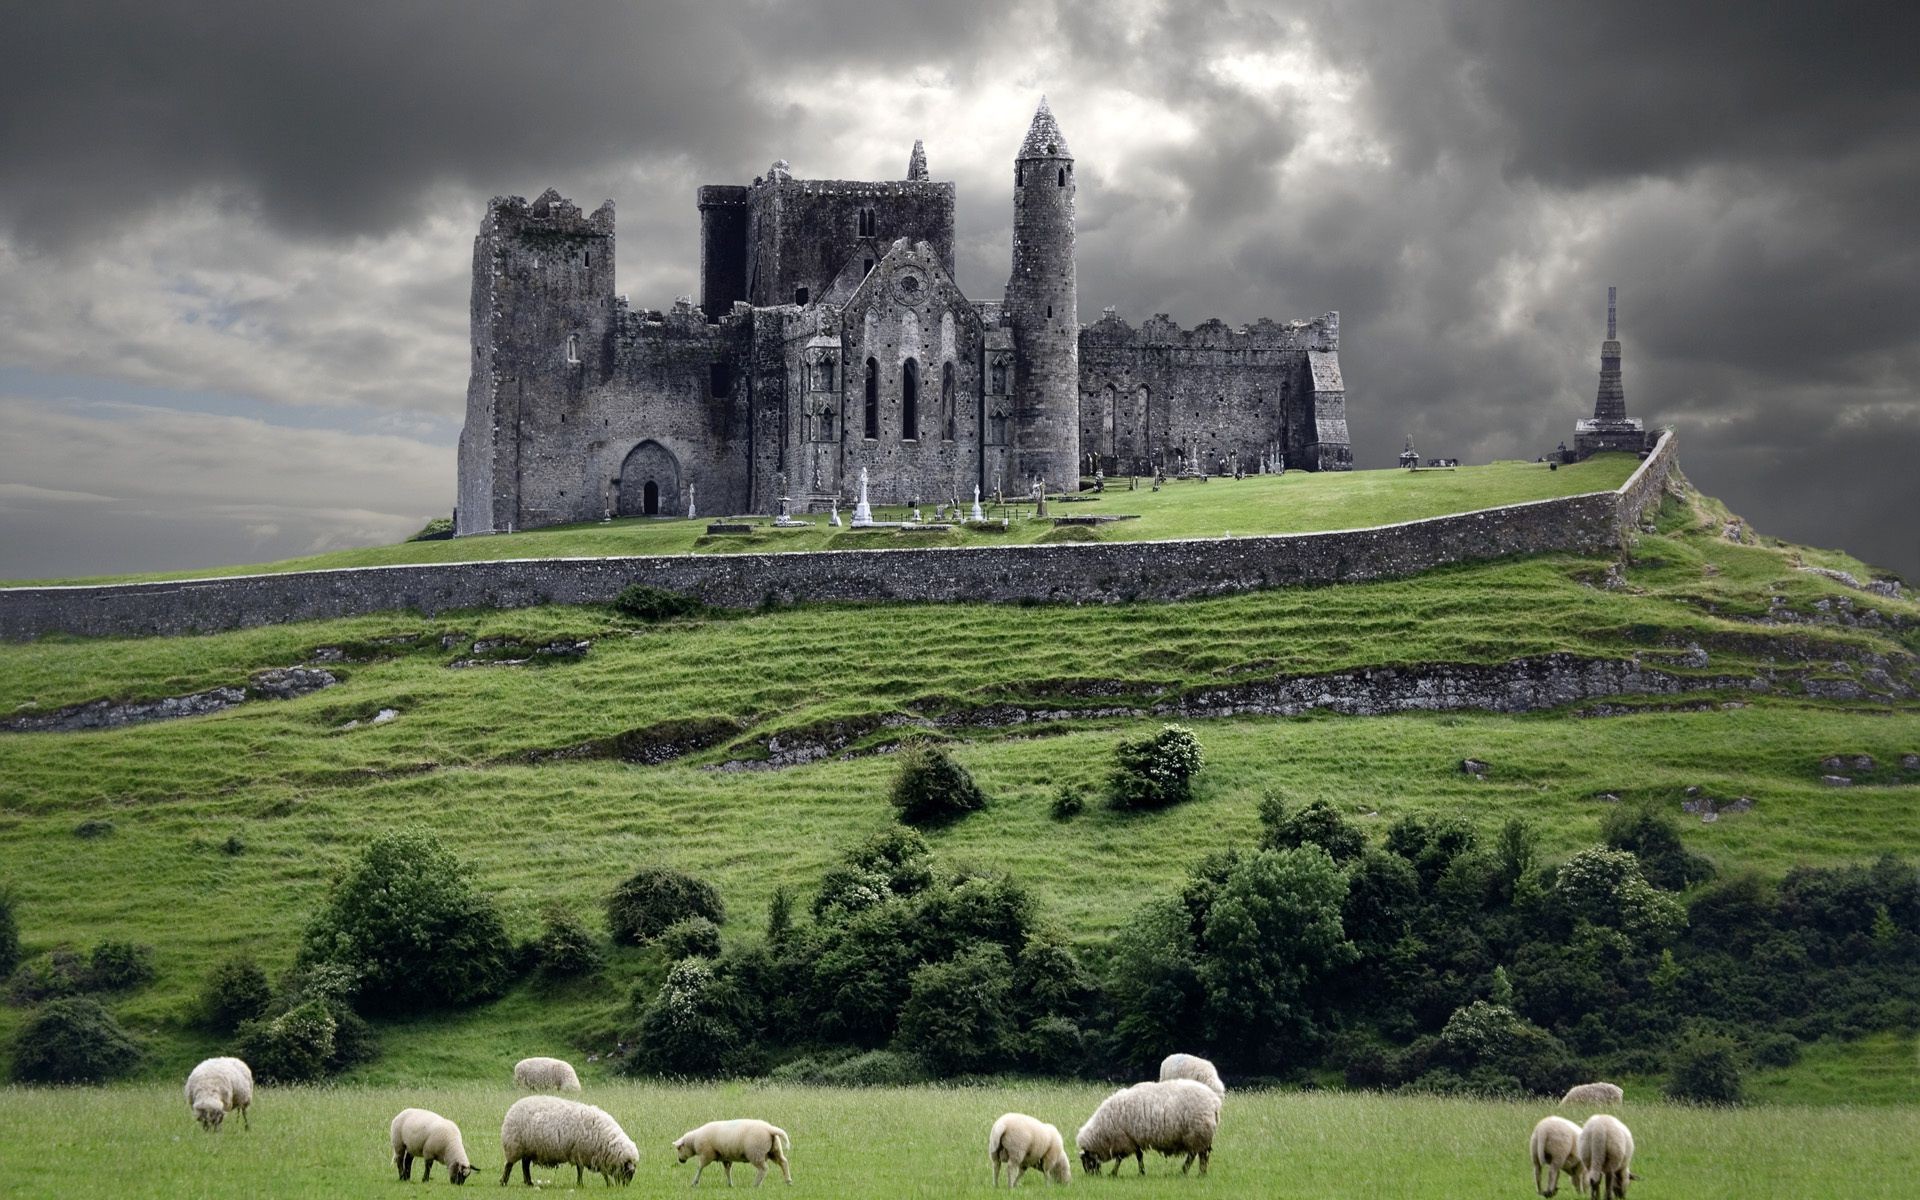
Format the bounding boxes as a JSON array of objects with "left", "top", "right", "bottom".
[
  {"left": 499, "top": 1095, "right": 638, "bottom": 1187},
  {"left": 672, "top": 1118, "right": 792, "bottom": 1187},
  {"left": 1577, "top": 1113, "right": 1635, "bottom": 1200},
  {"left": 1560, "top": 1081, "right": 1624, "bottom": 1107},
  {"left": 988, "top": 1112, "right": 1070, "bottom": 1187},
  {"left": 513, "top": 1055, "right": 583, "bottom": 1093},
  {"left": 1529, "top": 1115, "right": 1582, "bottom": 1197},
  {"left": 390, "top": 1107, "right": 477, "bottom": 1184},
  {"left": 183, "top": 1056, "right": 253, "bottom": 1132},
  {"left": 1157, "top": 1052, "right": 1227, "bottom": 1097},
  {"left": 1075, "top": 1078, "right": 1221, "bottom": 1177}
]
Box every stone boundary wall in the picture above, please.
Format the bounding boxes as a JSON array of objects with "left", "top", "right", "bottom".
[{"left": 0, "top": 433, "right": 1674, "bottom": 642}]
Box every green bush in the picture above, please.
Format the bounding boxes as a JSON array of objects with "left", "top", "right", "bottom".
[
  {"left": 607, "top": 865, "right": 726, "bottom": 946},
  {"left": 659, "top": 916, "right": 723, "bottom": 961},
  {"left": 10, "top": 997, "right": 142, "bottom": 1083},
  {"left": 84, "top": 940, "right": 156, "bottom": 992},
  {"left": 629, "top": 958, "right": 755, "bottom": 1076},
  {"left": 1666, "top": 1031, "right": 1746, "bottom": 1104},
  {"left": 1049, "top": 785, "right": 1085, "bottom": 822},
  {"left": 1434, "top": 1000, "right": 1582, "bottom": 1096},
  {"left": 237, "top": 1000, "right": 337, "bottom": 1084},
  {"left": 1751, "top": 1031, "right": 1801, "bottom": 1068},
  {"left": 1019, "top": 1015, "right": 1088, "bottom": 1075},
  {"left": 811, "top": 827, "right": 934, "bottom": 921},
  {"left": 72, "top": 818, "right": 115, "bottom": 839},
  {"left": 895, "top": 944, "right": 1015, "bottom": 1074},
  {"left": 1260, "top": 796, "right": 1368, "bottom": 864},
  {"left": 1107, "top": 724, "right": 1205, "bottom": 810},
  {"left": 613, "top": 584, "right": 702, "bottom": 622},
  {"left": 889, "top": 742, "right": 987, "bottom": 825},
  {"left": 1602, "top": 802, "right": 1716, "bottom": 890},
  {"left": 407, "top": 516, "right": 454, "bottom": 542},
  {"left": 768, "top": 1048, "right": 929, "bottom": 1087},
  {"left": 7, "top": 949, "right": 87, "bottom": 1004},
  {"left": 534, "top": 908, "right": 604, "bottom": 979},
  {"left": 199, "top": 955, "right": 273, "bottom": 1034},
  {"left": 298, "top": 830, "right": 513, "bottom": 1012},
  {"left": 765, "top": 886, "right": 795, "bottom": 946}
]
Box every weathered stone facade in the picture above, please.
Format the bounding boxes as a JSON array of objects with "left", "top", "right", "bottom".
[
  {"left": 1, "top": 435, "right": 1674, "bottom": 641},
  {"left": 454, "top": 99, "right": 1353, "bottom": 536}
]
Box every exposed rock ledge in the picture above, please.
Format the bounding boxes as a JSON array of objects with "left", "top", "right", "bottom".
[
  {"left": 716, "top": 651, "right": 1918, "bottom": 770},
  {"left": 2, "top": 667, "right": 338, "bottom": 734}
]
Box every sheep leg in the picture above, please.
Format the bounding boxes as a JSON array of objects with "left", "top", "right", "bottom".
[
  {"left": 692, "top": 1157, "right": 708, "bottom": 1187},
  {"left": 993, "top": 1157, "right": 1002, "bottom": 1188},
  {"left": 396, "top": 1150, "right": 409, "bottom": 1181},
  {"left": 423, "top": 1160, "right": 435, "bottom": 1183},
  {"left": 753, "top": 1161, "right": 768, "bottom": 1187},
  {"left": 1198, "top": 1149, "right": 1210, "bottom": 1176},
  {"left": 1135, "top": 1149, "right": 1146, "bottom": 1176},
  {"left": 1181, "top": 1152, "right": 1194, "bottom": 1174},
  {"left": 575, "top": 1162, "right": 584, "bottom": 1185},
  {"left": 240, "top": 1103, "right": 250, "bottom": 1131},
  {"left": 723, "top": 1160, "right": 735, "bottom": 1187}
]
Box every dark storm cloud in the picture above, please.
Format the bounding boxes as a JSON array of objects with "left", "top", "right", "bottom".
[{"left": 0, "top": 0, "right": 1915, "bottom": 580}]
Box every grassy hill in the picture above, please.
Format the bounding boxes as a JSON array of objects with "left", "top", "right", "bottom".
[
  {"left": 0, "top": 470, "right": 1915, "bottom": 1105},
  {"left": 2, "top": 455, "right": 1638, "bottom": 586}
]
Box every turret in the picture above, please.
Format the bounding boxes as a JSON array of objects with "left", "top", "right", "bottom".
[
  {"left": 906, "top": 138, "right": 928, "bottom": 182},
  {"left": 1005, "top": 96, "right": 1079, "bottom": 490}
]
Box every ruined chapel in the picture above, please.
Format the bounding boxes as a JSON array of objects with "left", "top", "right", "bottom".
[{"left": 455, "top": 99, "right": 1353, "bottom": 535}]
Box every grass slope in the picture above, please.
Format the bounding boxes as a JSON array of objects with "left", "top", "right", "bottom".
[
  {"left": 3, "top": 455, "right": 1639, "bottom": 586},
  {"left": 0, "top": 1082, "right": 1913, "bottom": 1199},
  {"left": 0, "top": 477, "right": 1915, "bottom": 1101}
]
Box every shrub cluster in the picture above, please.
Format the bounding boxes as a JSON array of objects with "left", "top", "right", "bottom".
[
  {"left": 8, "top": 939, "right": 157, "bottom": 1004},
  {"left": 10, "top": 997, "right": 142, "bottom": 1084},
  {"left": 613, "top": 584, "right": 703, "bottom": 622},
  {"left": 607, "top": 866, "right": 726, "bottom": 946},
  {"left": 533, "top": 908, "right": 604, "bottom": 980},
  {"left": 233, "top": 962, "right": 376, "bottom": 1083}
]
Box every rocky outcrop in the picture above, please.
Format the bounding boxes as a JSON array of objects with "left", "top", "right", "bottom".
[{"left": 2, "top": 667, "right": 338, "bottom": 734}]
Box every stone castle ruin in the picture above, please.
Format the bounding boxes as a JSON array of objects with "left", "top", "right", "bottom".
[{"left": 455, "top": 99, "right": 1352, "bottom": 535}]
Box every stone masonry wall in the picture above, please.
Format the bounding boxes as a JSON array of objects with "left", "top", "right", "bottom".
[{"left": 0, "top": 435, "right": 1674, "bottom": 642}]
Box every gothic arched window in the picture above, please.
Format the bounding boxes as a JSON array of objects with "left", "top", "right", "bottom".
[
  {"left": 864, "top": 358, "right": 879, "bottom": 439},
  {"left": 942, "top": 361, "right": 955, "bottom": 441},
  {"left": 902, "top": 358, "right": 920, "bottom": 441}
]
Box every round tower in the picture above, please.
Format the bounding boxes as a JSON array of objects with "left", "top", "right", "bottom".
[{"left": 1005, "top": 96, "right": 1079, "bottom": 491}]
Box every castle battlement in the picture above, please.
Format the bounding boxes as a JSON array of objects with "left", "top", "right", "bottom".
[
  {"left": 1084, "top": 309, "right": 1339, "bottom": 352},
  {"left": 485, "top": 189, "right": 614, "bottom": 236}
]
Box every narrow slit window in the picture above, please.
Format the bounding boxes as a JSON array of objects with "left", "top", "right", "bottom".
[
  {"left": 857, "top": 208, "right": 876, "bottom": 237},
  {"left": 1058, "top": 167, "right": 1066, "bottom": 187},
  {"left": 864, "top": 358, "right": 879, "bottom": 439},
  {"left": 565, "top": 334, "right": 580, "bottom": 364},
  {"left": 795, "top": 286, "right": 809, "bottom": 305},
  {"left": 902, "top": 358, "right": 919, "bottom": 441},
  {"left": 942, "top": 361, "right": 955, "bottom": 440}
]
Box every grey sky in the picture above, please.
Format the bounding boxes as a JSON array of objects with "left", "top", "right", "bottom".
[{"left": 2, "top": 0, "right": 1915, "bottom": 580}]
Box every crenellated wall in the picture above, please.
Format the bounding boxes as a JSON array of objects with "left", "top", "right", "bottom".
[{"left": 0, "top": 436, "right": 1673, "bottom": 641}]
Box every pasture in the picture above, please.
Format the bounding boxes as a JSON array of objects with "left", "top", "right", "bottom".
[{"left": 0, "top": 1081, "right": 1912, "bottom": 1198}]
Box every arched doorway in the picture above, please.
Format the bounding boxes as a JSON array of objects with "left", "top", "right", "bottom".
[{"left": 617, "top": 441, "right": 681, "bottom": 517}]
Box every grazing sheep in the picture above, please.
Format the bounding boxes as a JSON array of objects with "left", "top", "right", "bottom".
[
  {"left": 499, "top": 1096, "right": 638, "bottom": 1188},
  {"left": 183, "top": 1056, "right": 253, "bottom": 1132},
  {"left": 1561, "top": 1082, "right": 1624, "bottom": 1107},
  {"left": 988, "top": 1112, "right": 1071, "bottom": 1187},
  {"left": 390, "top": 1107, "right": 477, "bottom": 1185},
  {"left": 672, "top": 1118, "right": 792, "bottom": 1187},
  {"left": 1529, "top": 1115, "right": 1582, "bottom": 1197},
  {"left": 513, "top": 1055, "right": 583, "bottom": 1093},
  {"left": 1157, "top": 1052, "right": 1226, "bottom": 1098},
  {"left": 1075, "top": 1079, "right": 1220, "bottom": 1177},
  {"left": 1578, "top": 1113, "right": 1635, "bottom": 1200}
]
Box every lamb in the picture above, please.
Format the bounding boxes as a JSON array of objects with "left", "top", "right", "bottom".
[
  {"left": 1075, "top": 1078, "right": 1221, "bottom": 1177},
  {"left": 1560, "top": 1082, "right": 1624, "bottom": 1107},
  {"left": 672, "top": 1118, "right": 792, "bottom": 1187},
  {"left": 183, "top": 1056, "right": 253, "bottom": 1132},
  {"left": 988, "top": 1112, "right": 1071, "bottom": 1187},
  {"left": 1577, "top": 1113, "right": 1635, "bottom": 1200},
  {"left": 1529, "top": 1115, "right": 1582, "bottom": 1197},
  {"left": 390, "top": 1107, "right": 477, "bottom": 1185},
  {"left": 1157, "top": 1052, "right": 1227, "bottom": 1098},
  {"left": 512, "top": 1055, "right": 583, "bottom": 1093},
  {"left": 499, "top": 1095, "right": 638, "bottom": 1187}
]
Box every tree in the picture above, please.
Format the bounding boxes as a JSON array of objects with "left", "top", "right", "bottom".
[
  {"left": 1666, "top": 1031, "right": 1746, "bottom": 1104},
  {"left": 1260, "top": 797, "right": 1368, "bottom": 864},
  {"left": 895, "top": 945, "right": 1015, "bottom": 1074},
  {"left": 1198, "top": 846, "right": 1357, "bottom": 1068},
  {"left": 298, "top": 830, "right": 513, "bottom": 1012},
  {"left": 1555, "top": 847, "right": 1686, "bottom": 945},
  {"left": 1602, "top": 803, "right": 1715, "bottom": 890},
  {"left": 631, "top": 958, "right": 755, "bottom": 1076},
  {"left": 199, "top": 955, "right": 273, "bottom": 1034}
]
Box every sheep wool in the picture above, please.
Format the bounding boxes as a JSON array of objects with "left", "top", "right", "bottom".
[
  {"left": 1529, "top": 1115, "right": 1582, "bottom": 1198},
  {"left": 1561, "top": 1081, "right": 1625, "bottom": 1108},
  {"left": 391, "top": 1107, "right": 477, "bottom": 1185},
  {"left": 500, "top": 1096, "right": 638, "bottom": 1188},
  {"left": 1157, "top": 1052, "right": 1227, "bottom": 1098},
  {"left": 988, "top": 1112, "right": 1070, "bottom": 1187},
  {"left": 512, "top": 1055, "right": 583, "bottom": 1093},
  {"left": 1578, "top": 1113, "right": 1635, "bottom": 1200},
  {"left": 183, "top": 1056, "right": 253, "bottom": 1132},
  {"left": 672, "top": 1118, "right": 793, "bottom": 1187},
  {"left": 1075, "top": 1079, "right": 1221, "bottom": 1177}
]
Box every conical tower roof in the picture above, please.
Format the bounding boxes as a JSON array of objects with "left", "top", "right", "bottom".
[{"left": 1018, "top": 96, "right": 1071, "bottom": 159}]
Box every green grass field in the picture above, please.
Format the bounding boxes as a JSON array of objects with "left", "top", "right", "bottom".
[
  {"left": 0, "top": 477, "right": 1916, "bottom": 1104},
  {"left": 0, "top": 1081, "right": 1912, "bottom": 1198},
  {"left": 1, "top": 455, "right": 1639, "bottom": 587}
]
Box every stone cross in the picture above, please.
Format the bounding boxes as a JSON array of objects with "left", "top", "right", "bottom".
[
  {"left": 687, "top": 483, "right": 697, "bottom": 520},
  {"left": 971, "top": 484, "right": 985, "bottom": 522},
  {"left": 852, "top": 468, "right": 873, "bottom": 525}
]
